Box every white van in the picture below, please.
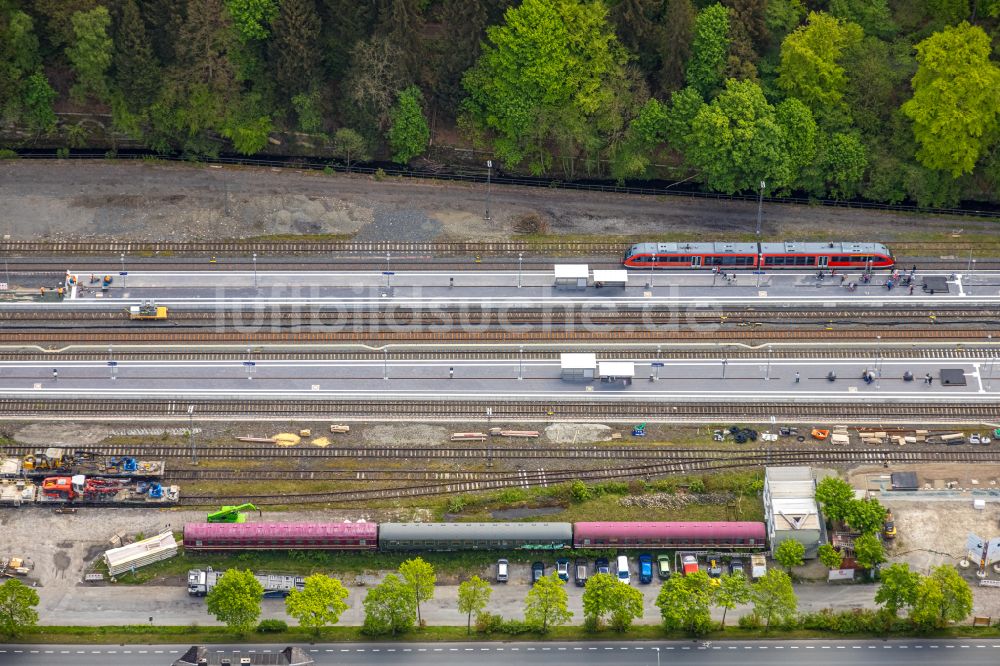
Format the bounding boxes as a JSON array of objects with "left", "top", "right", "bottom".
[{"left": 616, "top": 555, "right": 630, "bottom": 585}]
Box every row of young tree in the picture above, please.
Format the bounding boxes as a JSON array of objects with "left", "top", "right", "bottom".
[{"left": 2, "top": 0, "right": 1000, "bottom": 207}]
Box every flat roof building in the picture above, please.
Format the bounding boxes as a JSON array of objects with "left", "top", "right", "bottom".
[
  {"left": 560, "top": 353, "right": 597, "bottom": 381},
  {"left": 764, "top": 467, "right": 825, "bottom": 559},
  {"left": 553, "top": 264, "right": 589, "bottom": 289}
]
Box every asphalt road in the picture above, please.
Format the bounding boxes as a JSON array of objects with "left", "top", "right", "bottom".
[{"left": 3, "top": 640, "right": 1000, "bottom": 665}]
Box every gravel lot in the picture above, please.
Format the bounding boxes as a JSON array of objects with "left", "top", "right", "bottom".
[{"left": 1, "top": 161, "right": 996, "bottom": 242}]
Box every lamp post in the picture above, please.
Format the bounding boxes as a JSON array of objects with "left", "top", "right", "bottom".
[
  {"left": 517, "top": 253, "right": 523, "bottom": 289},
  {"left": 654, "top": 646, "right": 660, "bottom": 666},
  {"left": 765, "top": 345, "right": 772, "bottom": 381},
  {"left": 252, "top": 252, "right": 257, "bottom": 289},
  {"left": 383, "top": 348, "right": 389, "bottom": 381},
  {"left": 722, "top": 358, "right": 728, "bottom": 379},
  {"left": 755, "top": 180, "right": 766, "bottom": 238},
  {"left": 485, "top": 160, "right": 492, "bottom": 221},
  {"left": 187, "top": 405, "right": 196, "bottom": 465},
  {"left": 988, "top": 334, "right": 994, "bottom": 392},
  {"left": 518, "top": 345, "right": 524, "bottom": 381},
  {"left": 120, "top": 253, "right": 126, "bottom": 288}
]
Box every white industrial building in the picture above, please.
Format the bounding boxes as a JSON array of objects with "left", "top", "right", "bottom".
[
  {"left": 104, "top": 530, "right": 179, "bottom": 576},
  {"left": 764, "top": 466, "right": 825, "bottom": 559}
]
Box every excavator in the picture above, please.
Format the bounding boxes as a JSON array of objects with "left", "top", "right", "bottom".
[{"left": 206, "top": 503, "right": 260, "bottom": 523}]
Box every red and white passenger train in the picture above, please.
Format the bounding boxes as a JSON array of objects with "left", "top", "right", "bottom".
[{"left": 623, "top": 242, "right": 894, "bottom": 270}]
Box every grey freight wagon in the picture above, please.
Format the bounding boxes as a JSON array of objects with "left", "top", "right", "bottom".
[{"left": 378, "top": 522, "right": 573, "bottom": 551}]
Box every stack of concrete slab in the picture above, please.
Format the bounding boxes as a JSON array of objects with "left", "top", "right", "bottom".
[{"left": 104, "top": 530, "right": 178, "bottom": 576}]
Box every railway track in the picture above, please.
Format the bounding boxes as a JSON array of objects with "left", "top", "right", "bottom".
[
  {"left": 0, "top": 398, "right": 997, "bottom": 421},
  {"left": 1, "top": 347, "right": 997, "bottom": 363},
  {"left": 174, "top": 447, "right": 1000, "bottom": 505},
  {"left": 0, "top": 328, "right": 993, "bottom": 345},
  {"left": 4, "top": 240, "right": 1000, "bottom": 255}
]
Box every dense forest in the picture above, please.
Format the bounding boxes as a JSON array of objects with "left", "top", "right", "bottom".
[{"left": 2, "top": 0, "right": 1000, "bottom": 206}]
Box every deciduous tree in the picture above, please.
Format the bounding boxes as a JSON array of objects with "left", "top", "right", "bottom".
[
  {"left": 523, "top": 573, "right": 573, "bottom": 632},
  {"left": 225, "top": 0, "right": 279, "bottom": 41},
  {"left": 874, "top": 563, "right": 919, "bottom": 616},
  {"left": 685, "top": 3, "right": 730, "bottom": 98},
  {"left": 331, "top": 127, "right": 370, "bottom": 170},
  {"left": 205, "top": 569, "right": 264, "bottom": 634},
  {"left": 817, "top": 544, "right": 843, "bottom": 570},
  {"left": 398, "top": 557, "right": 436, "bottom": 626},
  {"left": 0, "top": 579, "right": 39, "bottom": 638},
  {"left": 713, "top": 572, "right": 751, "bottom": 627},
  {"left": 901, "top": 21, "right": 1000, "bottom": 177},
  {"left": 814, "top": 477, "right": 854, "bottom": 523},
  {"left": 775, "top": 11, "right": 862, "bottom": 125},
  {"left": 843, "top": 498, "right": 887, "bottom": 535},
  {"left": 66, "top": 6, "right": 114, "bottom": 103},
  {"left": 910, "top": 565, "right": 972, "bottom": 630},
  {"left": 387, "top": 85, "right": 430, "bottom": 163},
  {"left": 285, "top": 574, "right": 349, "bottom": 636},
  {"left": 457, "top": 575, "right": 492, "bottom": 634},
  {"left": 774, "top": 539, "right": 805, "bottom": 572},
  {"left": 656, "top": 570, "right": 713, "bottom": 635},
  {"left": 852, "top": 533, "right": 886, "bottom": 570},
  {"left": 828, "top": 0, "right": 895, "bottom": 38},
  {"left": 362, "top": 574, "right": 417, "bottom": 636},
  {"left": 751, "top": 570, "right": 797, "bottom": 630},
  {"left": 462, "top": 0, "right": 634, "bottom": 175},
  {"left": 581, "top": 572, "right": 643, "bottom": 632}
]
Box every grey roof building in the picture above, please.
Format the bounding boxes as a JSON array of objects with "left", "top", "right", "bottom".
[{"left": 763, "top": 467, "right": 826, "bottom": 559}]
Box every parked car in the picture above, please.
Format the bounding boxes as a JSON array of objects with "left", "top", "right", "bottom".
[
  {"left": 556, "top": 558, "right": 570, "bottom": 582},
  {"left": 616, "top": 555, "right": 631, "bottom": 585},
  {"left": 638, "top": 554, "right": 653, "bottom": 584},
  {"left": 682, "top": 555, "right": 699, "bottom": 575},
  {"left": 730, "top": 559, "right": 745, "bottom": 577},
  {"left": 708, "top": 559, "right": 723, "bottom": 578},
  {"left": 595, "top": 558, "right": 610, "bottom": 575},
  {"left": 657, "top": 554, "right": 671, "bottom": 580},
  {"left": 574, "top": 559, "right": 589, "bottom": 587},
  {"left": 532, "top": 561, "right": 545, "bottom": 584},
  {"left": 496, "top": 558, "right": 509, "bottom": 583}
]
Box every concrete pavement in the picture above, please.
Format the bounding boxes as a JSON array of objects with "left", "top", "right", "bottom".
[{"left": 1, "top": 355, "right": 993, "bottom": 402}]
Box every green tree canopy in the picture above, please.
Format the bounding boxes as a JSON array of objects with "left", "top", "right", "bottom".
[
  {"left": 875, "top": 563, "right": 919, "bottom": 616},
  {"left": 910, "top": 565, "right": 972, "bottom": 630},
  {"left": 268, "top": 0, "right": 322, "bottom": 98},
  {"left": 774, "top": 539, "right": 806, "bottom": 572},
  {"left": 713, "top": 572, "right": 751, "bottom": 627},
  {"left": 814, "top": 476, "right": 855, "bottom": 523},
  {"left": 656, "top": 570, "right": 714, "bottom": 635},
  {"left": 362, "top": 574, "right": 417, "bottom": 636},
  {"left": 225, "top": 0, "right": 279, "bottom": 40},
  {"left": 686, "top": 78, "right": 814, "bottom": 193},
  {"left": 853, "top": 533, "right": 887, "bottom": 570},
  {"left": 462, "top": 0, "right": 633, "bottom": 175},
  {"left": 828, "top": 0, "right": 895, "bottom": 39},
  {"left": 398, "top": 557, "right": 436, "bottom": 626},
  {"left": 387, "top": 86, "right": 431, "bottom": 164},
  {"left": 901, "top": 22, "right": 1000, "bottom": 177},
  {"left": 776, "top": 11, "right": 862, "bottom": 125},
  {"left": 751, "top": 570, "right": 797, "bottom": 630},
  {"left": 22, "top": 72, "right": 58, "bottom": 132},
  {"left": 285, "top": 574, "right": 349, "bottom": 636},
  {"left": 113, "top": 0, "right": 161, "bottom": 112},
  {"left": 205, "top": 569, "right": 264, "bottom": 634},
  {"left": 844, "top": 497, "right": 887, "bottom": 535},
  {"left": 685, "top": 3, "right": 730, "bottom": 98},
  {"left": 65, "top": 6, "right": 114, "bottom": 103},
  {"left": 457, "top": 575, "right": 491, "bottom": 634},
  {"left": 331, "top": 127, "right": 370, "bottom": 170},
  {"left": 817, "top": 544, "right": 843, "bottom": 570},
  {"left": 581, "top": 572, "right": 643, "bottom": 632},
  {"left": 0, "top": 579, "right": 40, "bottom": 638},
  {"left": 524, "top": 572, "right": 573, "bottom": 632}
]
